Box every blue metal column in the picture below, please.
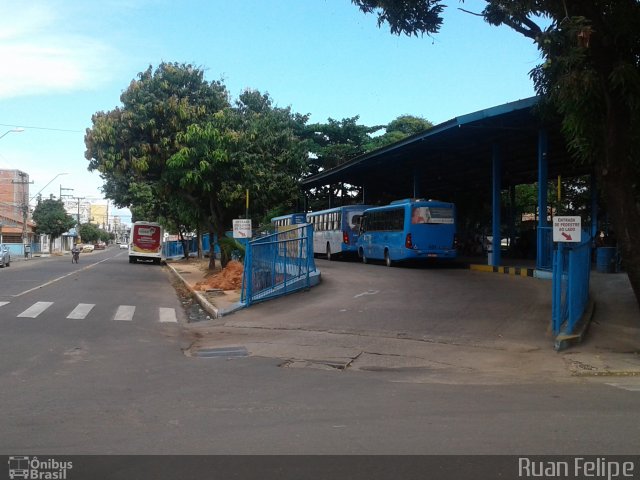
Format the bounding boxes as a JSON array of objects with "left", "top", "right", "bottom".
[
  {"left": 491, "top": 144, "right": 502, "bottom": 267},
  {"left": 536, "top": 129, "right": 549, "bottom": 270},
  {"left": 508, "top": 185, "right": 516, "bottom": 253},
  {"left": 590, "top": 174, "right": 598, "bottom": 239},
  {"left": 413, "top": 169, "right": 421, "bottom": 199}
]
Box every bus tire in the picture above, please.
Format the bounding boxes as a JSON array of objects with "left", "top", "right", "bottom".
[
  {"left": 384, "top": 249, "right": 392, "bottom": 267},
  {"left": 326, "top": 243, "right": 332, "bottom": 261}
]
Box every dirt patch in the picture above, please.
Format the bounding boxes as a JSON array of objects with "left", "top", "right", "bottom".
[{"left": 195, "top": 260, "right": 243, "bottom": 291}]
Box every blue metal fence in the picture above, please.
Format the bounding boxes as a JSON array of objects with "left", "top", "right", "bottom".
[
  {"left": 241, "top": 224, "right": 316, "bottom": 306},
  {"left": 163, "top": 234, "right": 215, "bottom": 259},
  {"left": 552, "top": 231, "right": 591, "bottom": 337}
]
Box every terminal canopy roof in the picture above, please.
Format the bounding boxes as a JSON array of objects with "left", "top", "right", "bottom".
[{"left": 301, "top": 97, "right": 587, "bottom": 202}]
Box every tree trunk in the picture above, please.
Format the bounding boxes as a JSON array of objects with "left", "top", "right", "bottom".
[
  {"left": 217, "top": 224, "right": 230, "bottom": 269},
  {"left": 179, "top": 230, "right": 189, "bottom": 260},
  {"left": 599, "top": 93, "right": 640, "bottom": 311}
]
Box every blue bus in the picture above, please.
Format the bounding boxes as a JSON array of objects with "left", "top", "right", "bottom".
[
  {"left": 306, "top": 205, "right": 371, "bottom": 260},
  {"left": 271, "top": 213, "right": 307, "bottom": 230},
  {"left": 357, "top": 198, "right": 457, "bottom": 266}
]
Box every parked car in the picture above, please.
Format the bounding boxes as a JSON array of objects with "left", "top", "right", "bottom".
[
  {"left": 81, "top": 244, "right": 95, "bottom": 253},
  {"left": 94, "top": 242, "right": 106, "bottom": 250},
  {"left": 0, "top": 243, "right": 10, "bottom": 267}
]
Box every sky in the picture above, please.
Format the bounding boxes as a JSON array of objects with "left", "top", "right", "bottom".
[{"left": 0, "top": 0, "right": 542, "bottom": 226}]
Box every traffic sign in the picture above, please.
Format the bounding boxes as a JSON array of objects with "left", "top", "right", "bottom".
[
  {"left": 232, "top": 219, "right": 252, "bottom": 238},
  {"left": 552, "top": 216, "right": 581, "bottom": 242}
]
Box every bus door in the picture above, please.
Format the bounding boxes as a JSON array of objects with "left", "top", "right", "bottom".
[{"left": 345, "top": 211, "right": 365, "bottom": 246}]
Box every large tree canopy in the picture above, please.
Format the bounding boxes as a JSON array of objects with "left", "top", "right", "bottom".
[
  {"left": 366, "top": 114, "right": 433, "bottom": 151},
  {"left": 86, "top": 64, "right": 309, "bottom": 269},
  {"left": 85, "top": 62, "right": 230, "bottom": 225},
  {"left": 352, "top": 0, "right": 640, "bottom": 308},
  {"left": 168, "top": 89, "right": 309, "bottom": 268}
]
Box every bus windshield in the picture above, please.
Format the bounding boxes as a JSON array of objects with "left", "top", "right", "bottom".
[{"left": 411, "top": 206, "right": 455, "bottom": 225}]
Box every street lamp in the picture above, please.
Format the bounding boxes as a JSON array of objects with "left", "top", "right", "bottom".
[
  {"left": 30, "top": 173, "right": 69, "bottom": 202},
  {"left": 0, "top": 127, "right": 25, "bottom": 140}
]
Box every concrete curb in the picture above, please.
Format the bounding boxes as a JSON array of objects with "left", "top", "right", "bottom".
[
  {"left": 469, "top": 263, "right": 535, "bottom": 277},
  {"left": 166, "top": 263, "right": 222, "bottom": 319}
]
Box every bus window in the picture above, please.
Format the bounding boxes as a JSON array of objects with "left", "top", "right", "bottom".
[{"left": 412, "top": 207, "right": 430, "bottom": 224}]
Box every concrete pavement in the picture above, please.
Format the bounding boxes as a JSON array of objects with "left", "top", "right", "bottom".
[{"left": 168, "top": 257, "right": 640, "bottom": 384}]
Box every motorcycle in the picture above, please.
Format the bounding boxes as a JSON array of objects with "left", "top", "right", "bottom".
[{"left": 71, "top": 248, "right": 80, "bottom": 264}]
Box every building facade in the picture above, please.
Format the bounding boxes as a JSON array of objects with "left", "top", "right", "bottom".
[{"left": 0, "top": 169, "right": 34, "bottom": 243}]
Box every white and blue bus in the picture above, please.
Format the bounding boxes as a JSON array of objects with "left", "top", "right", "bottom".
[
  {"left": 271, "top": 213, "right": 307, "bottom": 230},
  {"left": 357, "top": 198, "right": 457, "bottom": 266},
  {"left": 306, "top": 205, "right": 371, "bottom": 260}
]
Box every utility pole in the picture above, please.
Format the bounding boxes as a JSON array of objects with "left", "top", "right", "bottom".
[
  {"left": 60, "top": 185, "right": 74, "bottom": 200},
  {"left": 73, "top": 197, "right": 85, "bottom": 242}
]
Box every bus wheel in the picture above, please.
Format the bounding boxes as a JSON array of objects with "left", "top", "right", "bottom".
[
  {"left": 384, "top": 250, "right": 392, "bottom": 267},
  {"left": 326, "top": 244, "right": 332, "bottom": 261}
]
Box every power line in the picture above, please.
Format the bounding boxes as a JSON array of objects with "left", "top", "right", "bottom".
[{"left": 0, "top": 123, "right": 83, "bottom": 133}]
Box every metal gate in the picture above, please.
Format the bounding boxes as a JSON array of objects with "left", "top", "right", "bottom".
[{"left": 241, "top": 224, "right": 316, "bottom": 306}]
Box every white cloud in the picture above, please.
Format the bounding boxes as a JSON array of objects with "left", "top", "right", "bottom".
[{"left": 0, "top": 3, "right": 116, "bottom": 99}]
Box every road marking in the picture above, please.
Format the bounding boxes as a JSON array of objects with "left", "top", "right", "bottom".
[
  {"left": 606, "top": 382, "right": 640, "bottom": 392},
  {"left": 159, "top": 308, "right": 177, "bottom": 323},
  {"left": 67, "top": 303, "right": 95, "bottom": 320},
  {"left": 114, "top": 305, "right": 135, "bottom": 321},
  {"left": 353, "top": 289, "right": 379, "bottom": 298},
  {"left": 17, "top": 302, "right": 54, "bottom": 318},
  {"left": 0, "top": 301, "right": 9, "bottom": 307},
  {"left": 12, "top": 257, "right": 113, "bottom": 298}
]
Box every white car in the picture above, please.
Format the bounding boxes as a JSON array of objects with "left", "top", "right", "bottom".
[
  {"left": 0, "top": 243, "right": 10, "bottom": 267},
  {"left": 81, "top": 244, "right": 94, "bottom": 253},
  {"left": 119, "top": 243, "right": 129, "bottom": 249}
]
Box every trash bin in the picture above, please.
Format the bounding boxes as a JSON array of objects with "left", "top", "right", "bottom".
[{"left": 596, "top": 247, "right": 617, "bottom": 273}]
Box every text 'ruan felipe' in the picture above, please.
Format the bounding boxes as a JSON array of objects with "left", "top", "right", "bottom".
[{"left": 519, "top": 457, "right": 636, "bottom": 480}]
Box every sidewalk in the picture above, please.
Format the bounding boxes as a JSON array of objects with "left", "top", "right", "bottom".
[
  {"left": 166, "top": 257, "right": 243, "bottom": 318},
  {"left": 168, "top": 257, "right": 640, "bottom": 383}
]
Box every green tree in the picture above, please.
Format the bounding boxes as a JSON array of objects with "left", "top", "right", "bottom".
[
  {"left": 365, "top": 114, "right": 433, "bottom": 151},
  {"left": 78, "top": 223, "right": 103, "bottom": 244},
  {"left": 352, "top": 0, "right": 640, "bottom": 308},
  {"left": 168, "top": 90, "right": 309, "bottom": 269},
  {"left": 84, "top": 62, "right": 230, "bottom": 229},
  {"left": 304, "top": 116, "right": 382, "bottom": 210},
  {"left": 32, "top": 199, "right": 76, "bottom": 251}
]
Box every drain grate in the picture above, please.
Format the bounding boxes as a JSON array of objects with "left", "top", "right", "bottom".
[{"left": 194, "top": 346, "right": 249, "bottom": 358}]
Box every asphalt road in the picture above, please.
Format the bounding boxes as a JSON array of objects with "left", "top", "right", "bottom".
[{"left": 0, "top": 250, "right": 638, "bottom": 456}]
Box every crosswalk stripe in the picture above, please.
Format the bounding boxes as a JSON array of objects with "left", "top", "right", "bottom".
[
  {"left": 8, "top": 302, "right": 176, "bottom": 322},
  {"left": 17, "top": 302, "right": 54, "bottom": 318},
  {"left": 67, "top": 303, "right": 95, "bottom": 320},
  {"left": 113, "top": 305, "right": 135, "bottom": 321},
  {"left": 159, "top": 307, "right": 177, "bottom": 323}
]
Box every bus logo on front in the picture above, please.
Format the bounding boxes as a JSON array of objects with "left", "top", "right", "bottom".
[{"left": 8, "top": 456, "right": 29, "bottom": 479}]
